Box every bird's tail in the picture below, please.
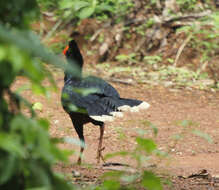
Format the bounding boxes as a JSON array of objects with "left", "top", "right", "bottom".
[
  {"left": 89, "top": 97, "right": 150, "bottom": 122},
  {"left": 88, "top": 98, "right": 150, "bottom": 122}
]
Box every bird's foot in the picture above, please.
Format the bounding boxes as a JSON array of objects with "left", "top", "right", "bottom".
[
  {"left": 97, "top": 147, "right": 105, "bottom": 164},
  {"left": 77, "top": 157, "right": 82, "bottom": 165}
]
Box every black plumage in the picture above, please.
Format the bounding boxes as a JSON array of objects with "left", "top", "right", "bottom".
[{"left": 61, "top": 40, "right": 150, "bottom": 164}]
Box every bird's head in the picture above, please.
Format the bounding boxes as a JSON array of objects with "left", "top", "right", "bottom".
[
  {"left": 63, "top": 40, "right": 80, "bottom": 55},
  {"left": 63, "top": 40, "right": 83, "bottom": 67}
]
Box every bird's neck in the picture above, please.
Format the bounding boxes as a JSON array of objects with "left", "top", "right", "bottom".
[
  {"left": 64, "top": 44, "right": 84, "bottom": 81},
  {"left": 64, "top": 58, "right": 83, "bottom": 82},
  {"left": 64, "top": 71, "right": 82, "bottom": 82}
]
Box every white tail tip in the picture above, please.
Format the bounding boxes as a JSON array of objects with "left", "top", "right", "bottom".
[
  {"left": 110, "top": 111, "right": 124, "bottom": 118},
  {"left": 138, "top": 101, "right": 150, "bottom": 110},
  {"left": 90, "top": 101, "right": 150, "bottom": 122},
  {"left": 118, "top": 101, "right": 150, "bottom": 112},
  {"left": 118, "top": 105, "right": 131, "bottom": 111},
  {"left": 90, "top": 115, "right": 114, "bottom": 122}
]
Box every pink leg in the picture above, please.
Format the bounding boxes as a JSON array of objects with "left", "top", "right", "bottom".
[
  {"left": 77, "top": 146, "right": 84, "bottom": 165},
  {"left": 97, "top": 124, "right": 105, "bottom": 163}
]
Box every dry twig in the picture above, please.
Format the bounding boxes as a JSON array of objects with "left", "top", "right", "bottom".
[
  {"left": 174, "top": 33, "right": 192, "bottom": 67},
  {"left": 107, "top": 78, "right": 134, "bottom": 85}
]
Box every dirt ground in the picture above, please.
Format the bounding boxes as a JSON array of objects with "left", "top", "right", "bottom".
[{"left": 14, "top": 66, "right": 219, "bottom": 189}]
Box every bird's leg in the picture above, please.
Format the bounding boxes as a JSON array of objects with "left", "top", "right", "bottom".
[
  {"left": 77, "top": 142, "right": 84, "bottom": 165},
  {"left": 72, "top": 120, "right": 85, "bottom": 165},
  {"left": 97, "top": 124, "right": 105, "bottom": 163}
]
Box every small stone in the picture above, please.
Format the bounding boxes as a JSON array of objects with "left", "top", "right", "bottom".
[
  {"left": 72, "top": 170, "right": 81, "bottom": 177},
  {"left": 32, "top": 102, "right": 43, "bottom": 111},
  {"left": 176, "top": 152, "right": 182, "bottom": 155},
  {"left": 163, "top": 81, "right": 173, "bottom": 87},
  {"left": 54, "top": 120, "right": 59, "bottom": 124}
]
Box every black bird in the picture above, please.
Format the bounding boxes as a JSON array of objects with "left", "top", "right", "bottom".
[{"left": 61, "top": 40, "right": 150, "bottom": 164}]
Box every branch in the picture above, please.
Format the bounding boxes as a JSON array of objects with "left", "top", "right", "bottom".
[
  {"left": 107, "top": 78, "right": 134, "bottom": 85},
  {"left": 174, "top": 33, "right": 192, "bottom": 67},
  {"left": 163, "top": 10, "right": 212, "bottom": 25},
  {"left": 43, "top": 20, "right": 63, "bottom": 42}
]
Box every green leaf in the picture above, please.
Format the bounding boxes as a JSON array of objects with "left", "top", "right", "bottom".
[
  {"left": 154, "top": 150, "right": 168, "bottom": 157},
  {"left": 150, "top": 124, "right": 158, "bottom": 136},
  {"left": 73, "top": 1, "right": 90, "bottom": 11},
  {"left": 115, "top": 54, "right": 128, "bottom": 61},
  {"left": 136, "top": 128, "right": 149, "bottom": 136},
  {"left": 102, "top": 171, "right": 124, "bottom": 179},
  {"left": 26, "top": 188, "right": 48, "bottom": 190},
  {"left": 141, "top": 120, "right": 158, "bottom": 136},
  {"left": 29, "top": 161, "right": 51, "bottom": 187},
  {"left": 0, "top": 154, "right": 17, "bottom": 184},
  {"left": 59, "top": 0, "right": 74, "bottom": 9},
  {"left": 136, "top": 137, "right": 157, "bottom": 153},
  {"left": 96, "top": 4, "right": 114, "bottom": 12},
  {"left": 103, "top": 180, "right": 120, "bottom": 190},
  {"left": 120, "top": 174, "right": 139, "bottom": 183},
  {"left": 0, "top": 133, "right": 26, "bottom": 157},
  {"left": 0, "top": 46, "right": 6, "bottom": 60},
  {"left": 38, "top": 118, "right": 49, "bottom": 130},
  {"left": 176, "top": 120, "right": 195, "bottom": 127},
  {"left": 172, "top": 134, "right": 183, "bottom": 140},
  {"left": 192, "top": 130, "right": 213, "bottom": 143},
  {"left": 78, "top": 6, "right": 95, "bottom": 19},
  {"left": 142, "top": 171, "right": 162, "bottom": 190},
  {"left": 104, "top": 151, "right": 129, "bottom": 160}
]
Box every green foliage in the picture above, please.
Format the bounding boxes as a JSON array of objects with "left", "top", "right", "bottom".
[
  {"left": 37, "top": 0, "right": 59, "bottom": 11},
  {"left": 103, "top": 122, "right": 163, "bottom": 190},
  {"left": 1, "top": 1, "right": 163, "bottom": 188},
  {"left": 176, "top": 119, "right": 197, "bottom": 128},
  {"left": 53, "top": 0, "right": 133, "bottom": 22},
  {"left": 142, "top": 171, "right": 162, "bottom": 190},
  {"left": 145, "top": 65, "right": 214, "bottom": 89},
  {"left": 144, "top": 55, "right": 162, "bottom": 65},
  {"left": 101, "top": 118, "right": 212, "bottom": 190},
  {"left": 0, "top": 0, "right": 39, "bottom": 29},
  {"left": 176, "top": 0, "right": 198, "bottom": 11},
  {"left": 0, "top": 38, "right": 73, "bottom": 189},
  {"left": 1, "top": 0, "right": 216, "bottom": 189},
  {"left": 192, "top": 130, "right": 213, "bottom": 143},
  {"left": 0, "top": 115, "right": 71, "bottom": 187},
  {"left": 170, "top": 119, "right": 213, "bottom": 153},
  {"left": 135, "top": 19, "right": 155, "bottom": 36},
  {"left": 159, "top": 66, "right": 201, "bottom": 81},
  {"left": 59, "top": 0, "right": 97, "bottom": 19},
  {"left": 115, "top": 53, "right": 137, "bottom": 64},
  {"left": 177, "top": 12, "right": 219, "bottom": 64},
  {"left": 0, "top": 1, "right": 75, "bottom": 189},
  {"left": 98, "top": 33, "right": 105, "bottom": 43},
  {"left": 136, "top": 137, "right": 157, "bottom": 154}
]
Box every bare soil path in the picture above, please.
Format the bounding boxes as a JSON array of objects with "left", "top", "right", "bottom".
[{"left": 14, "top": 70, "right": 219, "bottom": 189}]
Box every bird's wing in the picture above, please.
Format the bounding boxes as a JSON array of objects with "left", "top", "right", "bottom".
[
  {"left": 61, "top": 76, "right": 119, "bottom": 114},
  {"left": 62, "top": 76, "right": 150, "bottom": 122},
  {"left": 80, "top": 76, "right": 120, "bottom": 98}
]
